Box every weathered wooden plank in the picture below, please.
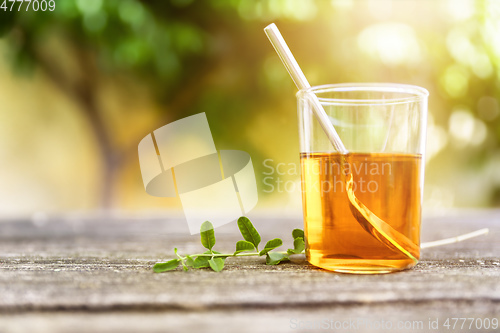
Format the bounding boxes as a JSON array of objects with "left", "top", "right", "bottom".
[{"left": 0, "top": 211, "right": 498, "bottom": 332}]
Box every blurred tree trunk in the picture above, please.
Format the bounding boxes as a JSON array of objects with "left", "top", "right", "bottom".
[{"left": 31, "top": 44, "right": 117, "bottom": 208}]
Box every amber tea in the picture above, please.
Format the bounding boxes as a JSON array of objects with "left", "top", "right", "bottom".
[{"left": 300, "top": 152, "right": 422, "bottom": 274}]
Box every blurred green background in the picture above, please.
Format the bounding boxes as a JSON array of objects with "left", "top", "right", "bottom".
[{"left": 1, "top": 0, "right": 499, "bottom": 218}]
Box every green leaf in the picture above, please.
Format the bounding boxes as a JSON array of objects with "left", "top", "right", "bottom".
[
  {"left": 294, "top": 237, "right": 305, "bottom": 252},
  {"left": 292, "top": 229, "right": 304, "bottom": 240},
  {"left": 234, "top": 240, "right": 255, "bottom": 255},
  {"left": 208, "top": 257, "right": 225, "bottom": 272},
  {"left": 185, "top": 255, "right": 195, "bottom": 267},
  {"left": 153, "top": 259, "right": 180, "bottom": 273},
  {"left": 266, "top": 252, "right": 289, "bottom": 265},
  {"left": 259, "top": 238, "right": 283, "bottom": 256},
  {"left": 237, "top": 216, "right": 261, "bottom": 250},
  {"left": 287, "top": 237, "right": 305, "bottom": 255},
  {"left": 193, "top": 251, "right": 227, "bottom": 269},
  {"left": 182, "top": 265, "right": 189, "bottom": 271},
  {"left": 193, "top": 256, "right": 210, "bottom": 268},
  {"left": 200, "top": 221, "right": 216, "bottom": 250}
]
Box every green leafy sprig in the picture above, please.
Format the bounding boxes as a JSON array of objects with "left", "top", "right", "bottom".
[{"left": 153, "top": 216, "right": 305, "bottom": 273}]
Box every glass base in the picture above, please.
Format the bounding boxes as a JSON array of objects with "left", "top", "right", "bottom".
[{"left": 307, "top": 256, "right": 417, "bottom": 274}]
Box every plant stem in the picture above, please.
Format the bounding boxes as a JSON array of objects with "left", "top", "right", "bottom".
[{"left": 176, "top": 250, "right": 303, "bottom": 260}]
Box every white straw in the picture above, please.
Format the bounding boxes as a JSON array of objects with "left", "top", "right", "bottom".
[
  {"left": 264, "top": 23, "right": 348, "bottom": 154},
  {"left": 421, "top": 228, "right": 489, "bottom": 249}
]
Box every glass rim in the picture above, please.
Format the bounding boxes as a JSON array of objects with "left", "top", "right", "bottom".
[{"left": 297, "top": 83, "right": 429, "bottom": 105}]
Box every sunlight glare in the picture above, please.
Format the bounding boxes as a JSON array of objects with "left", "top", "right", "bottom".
[{"left": 357, "top": 23, "right": 421, "bottom": 66}]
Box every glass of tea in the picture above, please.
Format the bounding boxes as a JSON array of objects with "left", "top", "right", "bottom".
[{"left": 297, "top": 83, "right": 429, "bottom": 274}]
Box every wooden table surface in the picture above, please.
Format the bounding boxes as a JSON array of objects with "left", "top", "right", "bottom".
[{"left": 0, "top": 210, "right": 499, "bottom": 332}]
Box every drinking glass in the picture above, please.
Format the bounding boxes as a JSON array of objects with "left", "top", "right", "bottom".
[{"left": 297, "top": 83, "right": 428, "bottom": 274}]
